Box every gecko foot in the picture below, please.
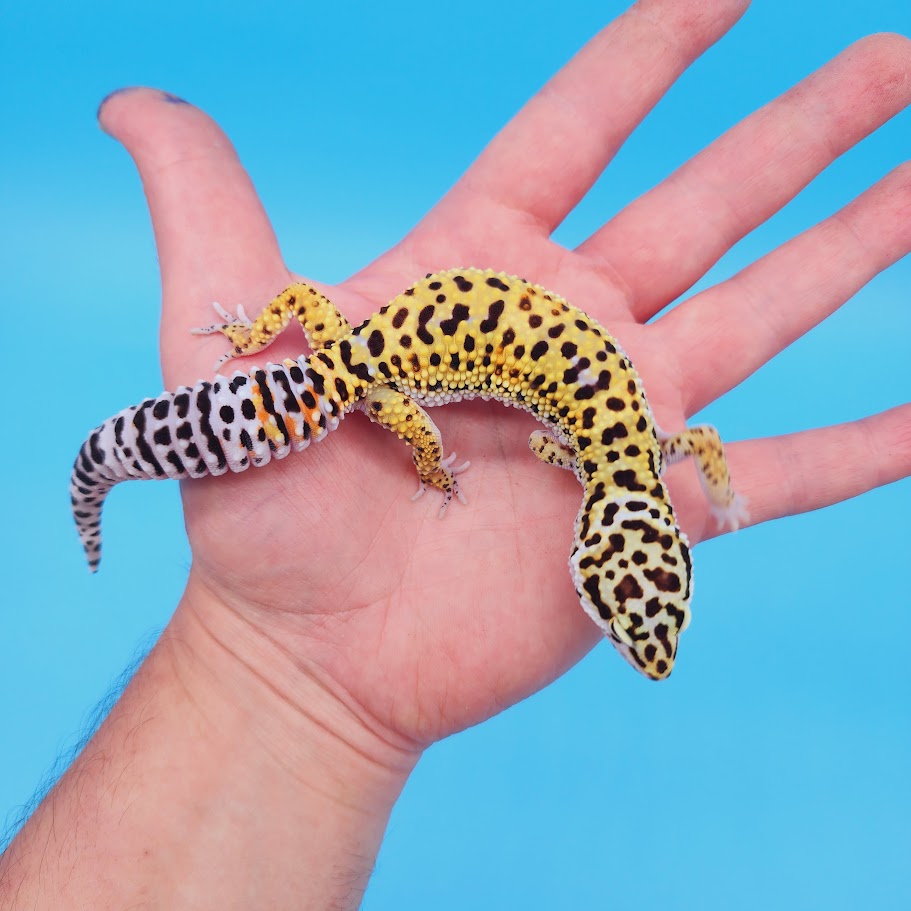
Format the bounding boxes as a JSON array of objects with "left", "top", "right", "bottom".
[
  {"left": 711, "top": 491, "right": 750, "bottom": 532},
  {"left": 190, "top": 301, "right": 253, "bottom": 334},
  {"left": 191, "top": 301, "right": 256, "bottom": 370},
  {"left": 410, "top": 452, "right": 471, "bottom": 516}
]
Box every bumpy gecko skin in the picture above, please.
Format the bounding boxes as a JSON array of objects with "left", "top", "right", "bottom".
[{"left": 71, "top": 268, "right": 746, "bottom": 679}]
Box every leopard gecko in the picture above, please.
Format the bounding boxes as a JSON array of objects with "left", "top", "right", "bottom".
[{"left": 71, "top": 268, "right": 745, "bottom": 679}]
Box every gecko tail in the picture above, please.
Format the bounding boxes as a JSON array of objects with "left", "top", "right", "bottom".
[
  {"left": 70, "top": 361, "right": 336, "bottom": 571},
  {"left": 70, "top": 441, "right": 119, "bottom": 572}
]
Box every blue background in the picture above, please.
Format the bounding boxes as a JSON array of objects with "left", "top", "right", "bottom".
[{"left": 2, "top": 1, "right": 909, "bottom": 907}]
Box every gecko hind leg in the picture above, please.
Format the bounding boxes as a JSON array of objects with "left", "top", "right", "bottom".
[
  {"left": 659, "top": 425, "right": 749, "bottom": 530},
  {"left": 191, "top": 282, "right": 353, "bottom": 369},
  {"left": 528, "top": 428, "right": 577, "bottom": 472},
  {"left": 360, "top": 386, "right": 469, "bottom": 516}
]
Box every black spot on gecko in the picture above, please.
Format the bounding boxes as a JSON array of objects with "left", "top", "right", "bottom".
[
  {"left": 480, "top": 299, "right": 505, "bottom": 333},
  {"left": 614, "top": 574, "right": 644, "bottom": 604},
  {"left": 644, "top": 567, "right": 681, "bottom": 593},
  {"left": 166, "top": 452, "right": 185, "bottom": 474},
  {"left": 454, "top": 275, "right": 474, "bottom": 292},
  {"left": 586, "top": 484, "right": 607, "bottom": 511},
  {"left": 272, "top": 371, "right": 300, "bottom": 413},
  {"left": 440, "top": 303, "right": 470, "bottom": 336},
  {"left": 417, "top": 305, "right": 435, "bottom": 344},
  {"left": 601, "top": 422, "right": 629, "bottom": 446},
  {"left": 613, "top": 469, "right": 648, "bottom": 492},
  {"left": 74, "top": 469, "right": 98, "bottom": 487},
  {"left": 530, "top": 340, "right": 549, "bottom": 360},
  {"left": 392, "top": 307, "right": 409, "bottom": 328},
  {"left": 88, "top": 430, "right": 105, "bottom": 464},
  {"left": 174, "top": 392, "right": 190, "bottom": 419},
  {"left": 338, "top": 339, "right": 373, "bottom": 383},
  {"left": 306, "top": 368, "right": 325, "bottom": 396},
  {"left": 583, "top": 575, "right": 613, "bottom": 620},
  {"left": 486, "top": 276, "right": 510, "bottom": 291},
  {"left": 253, "top": 370, "right": 277, "bottom": 416},
  {"left": 367, "top": 329, "right": 385, "bottom": 357},
  {"left": 133, "top": 402, "right": 166, "bottom": 476},
  {"left": 654, "top": 623, "right": 673, "bottom": 657}
]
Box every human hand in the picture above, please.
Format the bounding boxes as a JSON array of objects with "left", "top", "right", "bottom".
[{"left": 98, "top": 0, "right": 911, "bottom": 750}]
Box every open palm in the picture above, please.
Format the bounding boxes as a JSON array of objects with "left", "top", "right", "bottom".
[{"left": 99, "top": 0, "right": 910, "bottom": 747}]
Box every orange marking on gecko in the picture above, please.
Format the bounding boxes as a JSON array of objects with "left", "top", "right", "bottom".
[{"left": 250, "top": 383, "right": 287, "bottom": 446}]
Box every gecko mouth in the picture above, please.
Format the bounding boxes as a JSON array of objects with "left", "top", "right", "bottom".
[{"left": 606, "top": 621, "right": 676, "bottom": 680}]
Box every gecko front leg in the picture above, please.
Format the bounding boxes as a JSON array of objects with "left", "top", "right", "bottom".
[
  {"left": 360, "top": 385, "right": 469, "bottom": 514},
  {"left": 659, "top": 425, "right": 748, "bottom": 530}
]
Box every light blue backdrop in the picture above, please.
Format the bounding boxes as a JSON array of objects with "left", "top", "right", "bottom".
[{"left": 2, "top": 1, "right": 909, "bottom": 907}]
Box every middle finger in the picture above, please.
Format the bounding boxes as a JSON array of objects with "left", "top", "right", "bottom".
[{"left": 579, "top": 34, "right": 911, "bottom": 321}]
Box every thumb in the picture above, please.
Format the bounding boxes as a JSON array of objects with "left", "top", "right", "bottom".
[{"left": 98, "top": 87, "right": 289, "bottom": 386}]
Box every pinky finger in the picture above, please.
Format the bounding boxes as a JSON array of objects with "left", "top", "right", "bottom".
[{"left": 712, "top": 403, "right": 910, "bottom": 537}]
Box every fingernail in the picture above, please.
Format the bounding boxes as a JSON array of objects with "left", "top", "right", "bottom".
[
  {"left": 97, "top": 87, "right": 190, "bottom": 119},
  {"left": 96, "top": 86, "right": 139, "bottom": 121},
  {"left": 160, "top": 91, "right": 190, "bottom": 105}
]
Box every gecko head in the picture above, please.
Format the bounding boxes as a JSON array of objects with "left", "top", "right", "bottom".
[
  {"left": 570, "top": 489, "right": 695, "bottom": 680},
  {"left": 572, "top": 565, "right": 691, "bottom": 680}
]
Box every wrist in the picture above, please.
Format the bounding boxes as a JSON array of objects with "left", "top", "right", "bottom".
[
  {"left": 174, "top": 569, "right": 422, "bottom": 810},
  {"left": 1, "top": 571, "right": 421, "bottom": 911}
]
